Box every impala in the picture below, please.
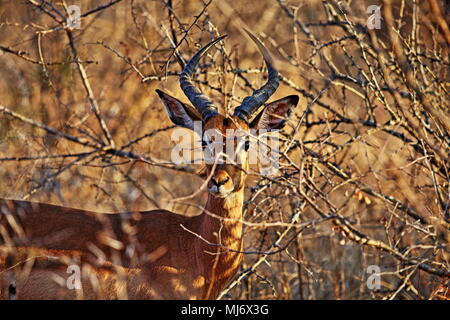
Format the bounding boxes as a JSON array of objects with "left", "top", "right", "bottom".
[{"left": 0, "top": 31, "right": 298, "bottom": 300}]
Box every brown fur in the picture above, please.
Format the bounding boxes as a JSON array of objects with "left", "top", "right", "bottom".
[
  {"left": 0, "top": 84, "right": 297, "bottom": 299},
  {"left": 0, "top": 115, "right": 248, "bottom": 300}
]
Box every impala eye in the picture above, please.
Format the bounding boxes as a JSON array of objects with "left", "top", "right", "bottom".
[{"left": 244, "top": 139, "right": 250, "bottom": 151}]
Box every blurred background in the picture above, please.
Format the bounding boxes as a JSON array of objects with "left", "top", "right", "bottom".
[{"left": 0, "top": 0, "right": 449, "bottom": 299}]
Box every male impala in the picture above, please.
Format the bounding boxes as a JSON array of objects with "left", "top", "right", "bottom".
[{"left": 0, "top": 32, "right": 298, "bottom": 299}]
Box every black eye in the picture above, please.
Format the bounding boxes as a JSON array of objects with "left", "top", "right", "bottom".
[{"left": 244, "top": 140, "right": 250, "bottom": 151}]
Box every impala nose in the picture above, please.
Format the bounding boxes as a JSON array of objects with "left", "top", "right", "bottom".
[
  {"left": 211, "top": 176, "right": 230, "bottom": 187},
  {"left": 209, "top": 171, "right": 231, "bottom": 196}
]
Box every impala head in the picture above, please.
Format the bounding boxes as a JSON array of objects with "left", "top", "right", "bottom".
[{"left": 157, "top": 31, "right": 298, "bottom": 199}]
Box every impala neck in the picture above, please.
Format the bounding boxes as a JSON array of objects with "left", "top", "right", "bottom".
[
  {"left": 200, "top": 188, "right": 244, "bottom": 247},
  {"left": 196, "top": 187, "right": 244, "bottom": 297}
]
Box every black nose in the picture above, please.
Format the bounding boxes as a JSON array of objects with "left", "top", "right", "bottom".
[{"left": 211, "top": 177, "right": 230, "bottom": 187}]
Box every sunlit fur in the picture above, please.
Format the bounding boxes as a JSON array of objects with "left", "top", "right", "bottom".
[{"left": 0, "top": 114, "right": 251, "bottom": 300}]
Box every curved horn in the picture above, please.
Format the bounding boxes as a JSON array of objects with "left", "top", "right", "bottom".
[
  {"left": 180, "top": 35, "right": 227, "bottom": 121},
  {"left": 233, "top": 30, "right": 280, "bottom": 122}
]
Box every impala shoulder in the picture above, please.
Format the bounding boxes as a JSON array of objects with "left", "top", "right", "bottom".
[{"left": 131, "top": 209, "right": 197, "bottom": 231}]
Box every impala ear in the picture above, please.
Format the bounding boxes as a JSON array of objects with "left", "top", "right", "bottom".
[
  {"left": 156, "top": 89, "right": 202, "bottom": 131},
  {"left": 250, "top": 95, "right": 299, "bottom": 130}
]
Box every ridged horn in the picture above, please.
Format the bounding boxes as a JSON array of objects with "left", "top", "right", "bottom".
[
  {"left": 233, "top": 30, "right": 280, "bottom": 122},
  {"left": 180, "top": 35, "right": 227, "bottom": 121}
]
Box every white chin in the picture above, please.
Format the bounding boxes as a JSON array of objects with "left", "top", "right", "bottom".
[{"left": 209, "top": 188, "right": 231, "bottom": 198}]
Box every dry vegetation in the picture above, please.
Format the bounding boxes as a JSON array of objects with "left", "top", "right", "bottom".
[{"left": 0, "top": 0, "right": 449, "bottom": 299}]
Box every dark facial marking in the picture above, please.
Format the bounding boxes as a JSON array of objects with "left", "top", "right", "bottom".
[{"left": 8, "top": 283, "right": 16, "bottom": 300}]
